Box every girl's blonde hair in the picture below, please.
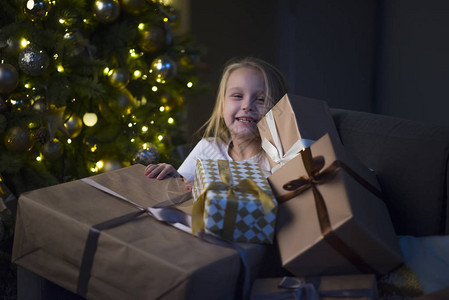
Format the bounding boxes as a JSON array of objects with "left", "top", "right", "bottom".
[{"left": 201, "top": 57, "right": 287, "bottom": 143}]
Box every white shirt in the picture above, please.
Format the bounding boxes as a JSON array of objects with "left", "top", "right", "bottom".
[{"left": 177, "top": 138, "right": 271, "bottom": 182}]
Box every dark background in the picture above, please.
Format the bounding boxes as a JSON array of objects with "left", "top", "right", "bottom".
[{"left": 184, "top": 0, "right": 449, "bottom": 136}]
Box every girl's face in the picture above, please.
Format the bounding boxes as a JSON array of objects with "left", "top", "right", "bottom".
[{"left": 223, "top": 67, "right": 267, "bottom": 140}]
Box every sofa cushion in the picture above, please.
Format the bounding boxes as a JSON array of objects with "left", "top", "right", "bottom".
[{"left": 330, "top": 108, "right": 449, "bottom": 236}]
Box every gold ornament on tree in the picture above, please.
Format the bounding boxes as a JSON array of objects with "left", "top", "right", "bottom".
[
  {"left": 150, "top": 55, "right": 177, "bottom": 82},
  {"left": 138, "top": 25, "right": 165, "bottom": 53},
  {"left": 0, "top": 63, "right": 19, "bottom": 94},
  {"left": 63, "top": 113, "right": 83, "bottom": 138},
  {"left": 92, "top": 0, "right": 120, "bottom": 23},
  {"left": 109, "top": 88, "right": 136, "bottom": 115},
  {"left": 108, "top": 68, "right": 130, "bottom": 89},
  {"left": 4, "top": 126, "right": 33, "bottom": 152},
  {"left": 42, "top": 138, "right": 63, "bottom": 161},
  {"left": 23, "top": 0, "right": 52, "bottom": 21}
]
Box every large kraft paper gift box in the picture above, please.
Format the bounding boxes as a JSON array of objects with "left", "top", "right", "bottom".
[
  {"left": 250, "top": 274, "right": 378, "bottom": 300},
  {"left": 268, "top": 134, "right": 403, "bottom": 277},
  {"left": 192, "top": 159, "right": 277, "bottom": 244},
  {"left": 257, "top": 93, "right": 377, "bottom": 184},
  {"left": 12, "top": 164, "right": 279, "bottom": 300}
]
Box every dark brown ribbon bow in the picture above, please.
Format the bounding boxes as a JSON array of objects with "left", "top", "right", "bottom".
[{"left": 276, "top": 147, "right": 381, "bottom": 274}]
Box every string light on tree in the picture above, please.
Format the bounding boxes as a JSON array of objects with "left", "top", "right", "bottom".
[
  {"left": 0, "top": 0, "right": 202, "bottom": 205},
  {"left": 83, "top": 112, "right": 98, "bottom": 127}
]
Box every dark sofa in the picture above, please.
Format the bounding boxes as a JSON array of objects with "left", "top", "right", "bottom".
[
  {"left": 15, "top": 108, "right": 449, "bottom": 299},
  {"left": 330, "top": 108, "right": 449, "bottom": 237}
]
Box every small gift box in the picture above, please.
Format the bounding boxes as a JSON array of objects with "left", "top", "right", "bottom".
[
  {"left": 250, "top": 274, "right": 378, "bottom": 300},
  {"left": 269, "top": 134, "right": 403, "bottom": 276},
  {"left": 192, "top": 159, "right": 277, "bottom": 244},
  {"left": 257, "top": 93, "right": 341, "bottom": 173}
]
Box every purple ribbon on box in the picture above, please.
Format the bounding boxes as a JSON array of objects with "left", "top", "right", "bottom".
[{"left": 253, "top": 276, "right": 374, "bottom": 300}]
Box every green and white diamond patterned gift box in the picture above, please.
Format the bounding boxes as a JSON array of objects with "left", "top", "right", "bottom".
[{"left": 191, "top": 159, "right": 277, "bottom": 244}]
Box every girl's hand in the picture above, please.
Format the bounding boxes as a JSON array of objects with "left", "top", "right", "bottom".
[
  {"left": 183, "top": 179, "right": 193, "bottom": 191},
  {"left": 144, "top": 163, "right": 181, "bottom": 180}
]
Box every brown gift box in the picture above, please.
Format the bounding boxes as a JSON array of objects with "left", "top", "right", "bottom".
[
  {"left": 12, "top": 164, "right": 278, "bottom": 300},
  {"left": 250, "top": 274, "right": 378, "bottom": 300},
  {"left": 269, "top": 134, "right": 403, "bottom": 277}
]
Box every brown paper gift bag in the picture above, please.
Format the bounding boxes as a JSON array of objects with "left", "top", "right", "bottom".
[
  {"left": 12, "top": 164, "right": 277, "bottom": 300},
  {"left": 257, "top": 93, "right": 378, "bottom": 188},
  {"left": 257, "top": 93, "right": 341, "bottom": 172},
  {"left": 250, "top": 274, "right": 378, "bottom": 300},
  {"left": 268, "top": 134, "right": 403, "bottom": 277}
]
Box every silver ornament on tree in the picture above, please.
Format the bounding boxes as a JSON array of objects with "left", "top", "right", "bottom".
[
  {"left": 150, "top": 55, "right": 177, "bottom": 83},
  {"left": 92, "top": 0, "right": 120, "bottom": 24},
  {"left": 4, "top": 126, "right": 33, "bottom": 152},
  {"left": 133, "top": 145, "right": 159, "bottom": 165},
  {"left": 109, "top": 88, "right": 136, "bottom": 115},
  {"left": 109, "top": 68, "right": 129, "bottom": 89},
  {"left": 23, "top": 0, "right": 52, "bottom": 21},
  {"left": 18, "top": 46, "right": 49, "bottom": 76},
  {"left": 0, "top": 63, "right": 19, "bottom": 94}
]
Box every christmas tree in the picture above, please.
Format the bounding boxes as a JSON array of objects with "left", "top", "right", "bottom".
[
  {"left": 0, "top": 0, "right": 203, "bottom": 196},
  {"left": 0, "top": 0, "right": 203, "bottom": 295}
]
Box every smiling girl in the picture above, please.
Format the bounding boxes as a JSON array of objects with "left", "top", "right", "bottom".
[{"left": 144, "top": 57, "right": 288, "bottom": 182}]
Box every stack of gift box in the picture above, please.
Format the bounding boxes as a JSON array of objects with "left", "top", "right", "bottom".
[{"left": 12, "top": 93, "right": 403, "bottom": 299}]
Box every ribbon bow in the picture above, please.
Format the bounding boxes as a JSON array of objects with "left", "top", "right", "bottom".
[
  {"left": 261, "top": 110, "right": 314, "bottom": 173},
  {"left": 276, "top": 153, "right": 341, "bottom": 208},
  {"left": 276, "top": 146, "right": 382, "bottom": 274},
  {"left": 192, "top": 160, "right": 274, "bottom": 240}
]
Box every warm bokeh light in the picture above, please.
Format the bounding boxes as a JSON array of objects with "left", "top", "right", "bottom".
[{"left": 83, "top": 112, "right": 98, "bottom": 127}]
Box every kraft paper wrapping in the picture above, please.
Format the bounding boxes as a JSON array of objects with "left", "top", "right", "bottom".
[
  {"left": 250, "top": 274, "right": 378, "bottom": 300},
  {"left": 257, "top": 93, "right": 341, "bottom": 170},
  {"left": 12, "top": 164, "right": 275, "bottom": 300},
  {"left": 258, "top": 93, "right": 379, "bottom": 187},
  {"left": 269, "top": 134, "right": 403, "bottom": 277}
]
